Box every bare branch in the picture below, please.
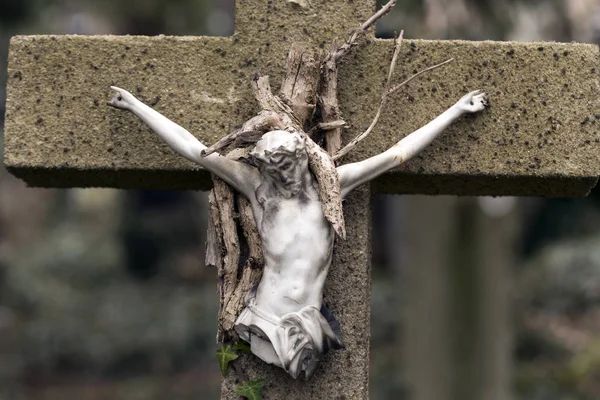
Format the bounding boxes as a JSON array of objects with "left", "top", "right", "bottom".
[
  {"left": 334, "top": 51, "right": 454, "bottom": 161},
  {"left": 361, "top": 0, "right": 397, "bottom": 32},
  {"left": 389, "top": 58, "right": 455, "bottom": 95},
  {"left": 318, "top": 120, "right": 346, "bottom": 131},
  {"left": 330, "top": 0, "right": 397, "bottom": 62},
  {"left": 213, "top": 176, "right": 241, "bottom": 338},
  {"left": 386, "top": 32, "right": 403, "bottom": 83},
  {"left": 280, "top": 43, "right": 319, "bottom": 127},
  {"left": 251, "top": 74, "right": 276, "bottom": 110},
  {"left": 300, "top": 130, "right": 346, "bottom": 239},
  {"left": 206, "top": 190, "right": 223, "bottom": 270},
  {"left": 307, "top": 120, "right": 346, "bottom": 141},
  {"left": 201, "top": 129, "right": 261, "bottom": 157},
  {"left": 319, "top": 59, "right": 343, "bottom": 155},
  {"left": 319, "top": 0, "right": 396, "bottom": 156},
  {"left": 222, "top": 195, "right": 264, "bottom": 337},
  {"left": 201, "top": 110, "right": 286, "bottom": 157},
  {"left": 333, "top": 31, "right": 404, "bottom": 161}
]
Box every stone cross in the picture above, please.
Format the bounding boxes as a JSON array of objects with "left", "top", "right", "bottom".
[{"left": 3, "top": 0, "right": 600, "bottom": 398}]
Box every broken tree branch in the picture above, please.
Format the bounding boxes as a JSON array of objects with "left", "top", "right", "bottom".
[
  {"left": 333, "top": 31, "right": 404, "bottom": 161},
  {"left": 201, "top": 130, "right": 262, "bottom": 157},
  {"left": 388, "top": 57, "right": 455, "bottom": 95},
  {"left": 202, "top": 111, "right": 286, "bottom": 157},
  {"left": 330, "top": 0, "right": 397, "bottom": 62},
  {"left": 334, "top": 54, "right": 455, "bottom": 161},
  {"left": 318, "top": 120, "right": 346, "bottom": 130},
  {"left": 212, "top": 176, "right": 241, "bottom": 341},
  {"left": 280, "top": 43, "right": 319, "bottom": 128},
  {"left": 206, "top": 190, "right": 223, "bottom": 271},
  {"left": 212, "top": 63, "right": 346, "bottom": 340},
  {"left": 223, "top": 195, "right": 264, "bottom": 329},
  {"left": 251, "top": 75, "right": 296, "bottom": 119},
  {"left": 319, "top": 58, "right": 343, "bottom": 155},
  {"left": 320, "top": 0, "right": 397, "bottom": 156}
]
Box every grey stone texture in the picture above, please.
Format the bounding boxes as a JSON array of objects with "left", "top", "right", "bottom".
[{"left": 4, "top": 1, "right": 600, "bottom": 196}]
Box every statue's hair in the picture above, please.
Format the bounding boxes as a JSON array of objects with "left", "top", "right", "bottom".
[{"left": 242, "top": 130, "right": 306, "bottom": 167}]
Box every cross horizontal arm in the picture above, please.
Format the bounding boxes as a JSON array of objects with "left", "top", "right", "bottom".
[
  {"left": 339, "top": 39, "right": 600, "bottom": 196},
  {"left": 3, "top": 36, "right": 600, "bottom": 196}
]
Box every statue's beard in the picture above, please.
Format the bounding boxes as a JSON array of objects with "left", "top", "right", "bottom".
[{"left": 280, "top": 181, "right": 302, "bottom": 198}]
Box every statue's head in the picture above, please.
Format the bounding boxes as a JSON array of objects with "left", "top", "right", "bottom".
[{"left": 247, "top": 130, "right": 309, "bottom": 197}]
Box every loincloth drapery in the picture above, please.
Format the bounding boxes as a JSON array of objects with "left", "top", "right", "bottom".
[{"left": 234, "top": 288, "right": 343, "bottom": 380}]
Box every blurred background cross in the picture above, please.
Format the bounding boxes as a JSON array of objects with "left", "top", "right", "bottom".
[{"left": 1, "top": 1, "right": 600, "bottom": 400}]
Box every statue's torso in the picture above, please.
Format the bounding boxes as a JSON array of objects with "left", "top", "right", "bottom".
[{"left": 251, "top": 186, "right": 334, "bottom": 317}]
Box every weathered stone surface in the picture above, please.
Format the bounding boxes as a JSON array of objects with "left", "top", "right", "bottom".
[
  {"left": 4, "top": 2, "right": 599, "bottom": 196},
  {"left": 346, "top": 40, "right": 600, "bottom": 197},
  {"left": 221, "top": 186, "right": 372, "bottom": 400}
]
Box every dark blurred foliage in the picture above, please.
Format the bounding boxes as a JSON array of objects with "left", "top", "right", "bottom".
[
  {"left": 91, "top": 0, "right": 212, "bottom": 35},
  {"left": 1, "top": 0, "right": 600, "bottom": 399},
  {"left": 0, "top": 0, "right": 33, "bottom": 26}
]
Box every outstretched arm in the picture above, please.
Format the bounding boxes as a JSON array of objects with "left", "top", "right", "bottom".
[
  {"left": 108, "top": 86, "right": 260, "bottom": 199},
  {"left": 337, "top": 90, "right": 487, "bottom": 198}
]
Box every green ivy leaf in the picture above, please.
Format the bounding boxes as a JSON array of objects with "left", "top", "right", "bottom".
[
  {"left": 216, "top": 344, "right": 239, "bottom": 377},
  {"left": 232, "top": 340, "right": 252, "bottom": 354},
  {"left": 235, "top": 379, "right": 266, "bottom": 400}
]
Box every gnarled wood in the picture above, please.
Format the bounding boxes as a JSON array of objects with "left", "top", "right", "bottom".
[
  {"left": 202, "top": 111, "right": 286, "bottom": 157},
  {"left": 206, "top": 190, "right": 223, "bottom": 271},
  {"left": 223, "top": 195, "right": 264, "bottom": 329},
  {"left": 319, "top": 0, "right": 397, "bottom": 156},
  {"left": 213, "top": 176, "right": 241, "bottom": 339},
  {"left": 319, "top": 58, "right": 343, "bottom": 155},
  {"left": 280, "top": 43, "right": 319, "bottom": 129}
]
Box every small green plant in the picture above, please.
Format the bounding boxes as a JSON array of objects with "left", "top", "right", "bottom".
[
  {"left": 232, "top": 340, "right": 252, "bottom": 354},
  {"left": 216, "top": 344, "right": 239, "bottom": 377},
  {"left": 235, "top": 379, "right": 266, "bottom": 400},
  {"left": 217, "top": 341, "right": 266, "bottom": 399}
]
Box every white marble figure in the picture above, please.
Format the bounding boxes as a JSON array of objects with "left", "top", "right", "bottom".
[{"left": 108, "top": 86, "right": 487, "bottom": 379}]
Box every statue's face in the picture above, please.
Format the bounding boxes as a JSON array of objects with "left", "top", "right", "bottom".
[{"left": 251, "top": 131, "right": 309, "bottom": 197}]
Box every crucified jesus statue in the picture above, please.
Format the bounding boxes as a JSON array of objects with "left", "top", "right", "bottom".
[{"left": 108, "top": 84, "right": 487, "bottom": 379}]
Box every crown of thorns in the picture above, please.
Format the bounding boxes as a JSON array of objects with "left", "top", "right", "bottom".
[{"left": 244, "top": 132, "right": 306, "bottom": 166}]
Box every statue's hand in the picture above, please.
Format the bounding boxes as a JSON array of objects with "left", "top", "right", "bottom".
[
  {"left": 108, "top": 86, "right": 138, "bottom": 111},
  {"left": 455, "top": 90, "right": 487, "bottom": 114}
]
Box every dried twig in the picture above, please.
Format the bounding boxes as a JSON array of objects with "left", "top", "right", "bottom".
[
  {"left": 307, "top": 120, "right": 346, "bottom": 142},
  {"left": 280, "top": 43, "right": 319, "bottom": 127},
  {"left": 202, "top": 109, "right": 286, "bottom": 157},
  {"left": 206, "top": 191, "right": 223, "bottom": 270},
  {"left": 318, "top": 120, "right": 346, "bottom": 130},
  {"left": 223, "top": 195, "right": 264, "bottom": 333},
  {"left": 329, "top": 0, "right": 397, "bottom": 62},
  {"left": 320, "top": 0, "right": 397, "bottom": 156},
  {"left": 333, "top": 31, "right": 404, "bottom": 161},
  {"left": 212, "top": 176, "right": 241, "bottom": 338},
  {"left": 389, "top": 58, "right": 455, "bottom": 95},
  {"left": 334, "top": 53, "right": 455, "bottom": 161},
  {"left": 201, "top": 130, "right": 262, "bottom": 157}
]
